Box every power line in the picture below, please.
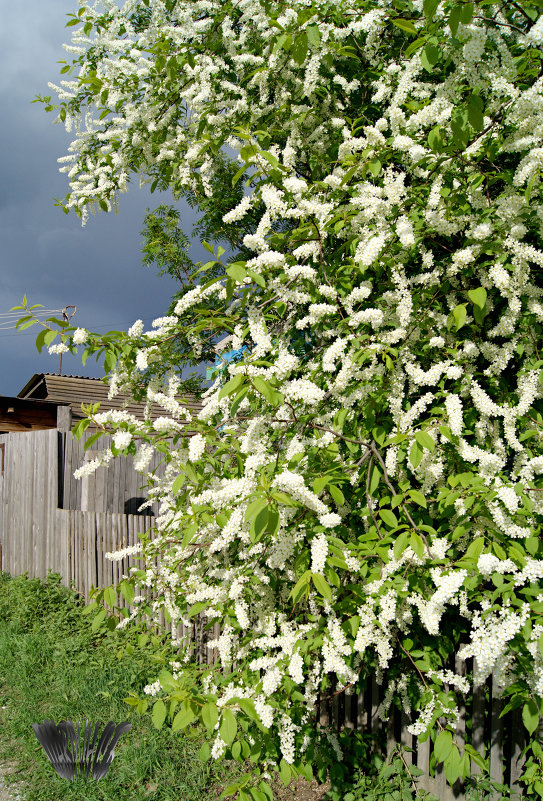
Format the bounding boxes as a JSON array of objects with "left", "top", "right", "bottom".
[
  {"left": 0, "top": 309, "right": 65, "bottom": 331},
  {"left": 0, "top": 309, "right": 63, "bottom": 317},
  {"left": 0, "top": 316, "right": 158, "bottom": 337}
]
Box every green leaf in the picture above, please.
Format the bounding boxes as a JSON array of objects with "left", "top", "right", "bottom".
[
  {"left": 172, "top": 702, "right": 196, "bottom": 732},
  {"left": 328, "top": 484, "right": 345, "bottom": 506},
  {"left": 434, "top": 731, "right": 454, "bottom": 763},
  {"left": 232, "top": 164, "right": 248, "bottom": 186},
  {"left": 439, "top": 425, "right": 456, "bottom": 443},
  {"left": 44, "top": 329, "right": 58, "bottom": 348},
  {"left": 158, "top": 668, "right": 177, "bottom": 692},
  {"left": 91, "top": 609, "right": 106, "bottom": 632},
  {"left": 428, "top": 123, "right": 445, "bottom": 151},
  {"left": 83, "top": 432, "right": 103, "bottom": 452},
  {"left": 467, "top": 94, "right": 484, "bottom": 131},
  {"left": 369, "top": 465, "right": 381, "bottom": 495},
  {"left": 119, "top": 580, "right": 135, "bottom": 605},
  {"left": 220, "top": 708, "right": 237, "bottom": 746},
  {"left": 451, "top": 107, "right": 469, "bottom": 149},
  {"left": 238, "top": 698, "right": 260, "bottom": 723},
  {"left": 103, "top": 586, "right": 116, "bottom": 608},
  {"left": 312, "top": 572, "right": 332, "bottom": 601},
  {"left": 466, "top": 537, "right": 485, "bottom": 560},
  {"left": 453, "top": 303, "right": 467, "bottom": 330},
  {"left": 172, "top": 474, "right": 185, "bottom": 494},
  {"left": 468, "top": 287, "right": 487, "bottom": 309},
  {"left": 270, "top": 490, "right": 298, "bottom": 507},
  {"left": 379, "top": 509, "right": 398, "bottom": 528},
  {"left": 259, "top": 151, "right": 280, "bottom": 169},
  {"left": 253, "top": 506, "right": 269, "bottom": 540},
  {"left": 245, "top": 497, "right": 268, "bottom": 522},
  {"left": 408, "top": 490, "right": 427, "bottom": 508},
  {"left": 17, "top": 318, "right": 38, "bottom": 331},
  {"left": 252, "top": 375, "right": 273, "bottom": 401},
  {"left": 226, "top": 263, "right": 247, "bottom": 283},
  {"left": 258, "top": 780, "right": 274, "bottom": 801},
  {"left": 219, "top": 373, "right": 245, "bottom": 400},
  {"left": 199, "top": 742, "right": 211, "bottom": 762},
  {"left": 391, "top": 18, "right": 418, "bottom": 35},
  {"left": 522, "top": 699, "right": 540, "bottom": 735},
  {"left": 123, "top": 696, "right": 140, "bottom": 707},
  {"left": 252, "top": 375, "right": 284, "bottom": 406},
  {"left": 421, "top": 43, "right": 440, "bottom": 72},
  {"left": 246, "top": 269, "right": 266, "bottom": 288},
  {"left": 291, "top": 31, "right": 308, "bottom": 65},
  {"left": 202, "top": 702, "right": 219, "bottom": 732},
  {"left": 279, "top": 759, "right": 292, "bottom": 786},
  {"left": 290, "top": 570, "right": 312, "bottom": 604},
  {"left": 313, "top": 475, "right": 329, "bottom": 495},
  {"left": 152, "top": 700, "right": 167, "bottom": 730},
  {"left": 444, "top": 745, "right": 462, "bottom": 785},
  {"left": 447, "top": 303, "right": 467, "bottom": 332},
  {"left": 230, "top": 385, "right": 250, "bottom": 416},
  {"left": 306, "top": 25, "right": 321, "bottom": 47},
  {"left": 393, "top": 530, "right": 409, "bottom": 560},
  {"left": 367, "top": 159, "right": 381, "bottom": 177},
  {"left": 460, "top": 2, "right": 474, "bottom": 24},
  {"left": 410, "top": 531, "right": 425, "bottom": 559},
  {"left": 423, "top": 0, "right": 439, "bottom": 19},
  {"left": 415, "top": 430, "right": 435, "bottom": 452},
  {"left": 34, "top": 328, "right": 49, "bottom": 353},
  {"left": 410, "top": 441, "right": 423, "bottom": 469},
  {"left": 526, "top": 537, "right": 539, "bottom": 557}
]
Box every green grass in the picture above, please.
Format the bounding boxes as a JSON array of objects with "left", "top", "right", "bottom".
[{"left": 0, "top": 571, "right": 243, "bottom": 801}]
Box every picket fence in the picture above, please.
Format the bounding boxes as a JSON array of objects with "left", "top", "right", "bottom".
[{"left": 0, "top": 429, "right": 533, "bottom": 799}]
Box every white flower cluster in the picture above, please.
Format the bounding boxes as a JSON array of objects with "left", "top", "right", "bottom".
[
  {"left": 188, "top": 433, "right": 206, "bottom": 462},
  {"left": 310, "top": 533, "right": 328, "bottom": 573},
  {"left": 48, "top": 342, "right": 69, "bottom": 355},
  {"left": 477, "top": 553, "right": 518, "bottom": 577},
  {"left": 411, "top": 569, "right": 467, "bottom": 636},
  {"left": 128, "top": 319, "right": 144, "bottom": 338},
  {"left": 272, "top": 471, "right": 338, "bottom": 528},
  {"left": 113, "top": 430, "right": 133, "bottom": 450},
  {"left": 458, "top": 604, "right": 530, "bottom": 685},
  {"left": 282, "top": 378, "right": 325, "bottom": 405},
  {"left": 72, "top": 327, "right": 88, "bottom": 345}
]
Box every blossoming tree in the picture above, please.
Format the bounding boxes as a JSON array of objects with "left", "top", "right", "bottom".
[{"left": 18, "top": 0, "right": 543, "bottom": 796}]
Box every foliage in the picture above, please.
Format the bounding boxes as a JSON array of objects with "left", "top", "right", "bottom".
[
  {"left": 333, "top": 745, "right": 437, "bottom": 801},
  {"left": 19, "top": 0, "right": 543, "bottom": 797},
  {"left": 0, "top": 570, "right": 87, "bottom": 636}
]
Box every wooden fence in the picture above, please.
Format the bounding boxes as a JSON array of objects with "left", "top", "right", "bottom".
[{"left": 0, "top": 429, "right": 532, "bottom": 799}]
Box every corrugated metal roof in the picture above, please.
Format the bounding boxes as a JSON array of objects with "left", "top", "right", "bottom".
[{"left": 17, "top": 373, "right": 202, "bottom": 426}]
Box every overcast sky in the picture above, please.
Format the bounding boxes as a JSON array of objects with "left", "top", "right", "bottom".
[{"left": 0, "top": 1, "right": 207, "bottom": 396}]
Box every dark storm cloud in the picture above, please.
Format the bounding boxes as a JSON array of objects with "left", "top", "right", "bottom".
[{"left": 0, "top": 0, "right": 205, "bottom": 395}]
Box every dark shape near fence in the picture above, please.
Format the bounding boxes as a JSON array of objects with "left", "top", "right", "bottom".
[{"left": 32, "top": 719, "right": 131, "bottom": 780}]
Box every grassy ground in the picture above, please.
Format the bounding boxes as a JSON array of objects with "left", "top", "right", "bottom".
[{"left": 0, "top": 570, "right": 250, "bottom": 801}]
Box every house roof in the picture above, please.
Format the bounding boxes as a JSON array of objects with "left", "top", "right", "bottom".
[
  {"left": 17, "top": 373, "right": 202, "bottom": 427},
  {"left": 0, "top": 395, "right": 69, "bottom": 434}
]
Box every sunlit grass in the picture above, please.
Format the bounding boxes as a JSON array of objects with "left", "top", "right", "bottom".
[{"left": 0, "top": 571, "right": 243, "bottom": 801}]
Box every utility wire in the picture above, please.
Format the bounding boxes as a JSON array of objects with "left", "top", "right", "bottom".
[
  {"left": 0, "top": 309, "right": 64, "bottom": 330},
  {"left": 0, "top": 317, "right": 158, "bottom": 337},
  {"left": 0, "top": 309, "right": 63, "bottom": 316}
]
